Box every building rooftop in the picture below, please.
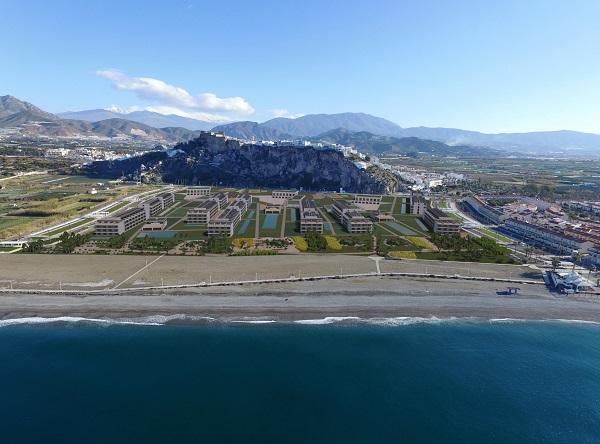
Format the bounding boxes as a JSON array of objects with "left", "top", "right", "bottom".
[
  {"left": 189, "top": 199, "right": 219, "bottom": 211},
  {"left": 426, "top": 208, "right": 452, "bottom": 219},
  {"left": 115, "top": 207, "right": 144, "bottom": 219},
  {"left": 213, "top": 208, "right": 240, "bottom": 222}
]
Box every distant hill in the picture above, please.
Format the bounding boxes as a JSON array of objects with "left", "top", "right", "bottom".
[
  {"left": 0, "top": 95, "right": 198, "bottom": 143},
  {"left": 212, "top": 112, "right": 600, "bottom": 154},
  {"left": 314, "top": 128, "right": 501, "bottom": 156},
  {"left": 396, "top": 127, "right": 600, "bottom": 153},
  {"left": 0, "top": 95, "right": 57, "bottom": 120},
  {"left": 261, "top": 112, "right": 402, "bottom": 137},
  {"left": 59, "top": 109, "right": 213, "bottom": 131},
  {"left": 211, "top": 121, "right": 291, "bottom": 140}
]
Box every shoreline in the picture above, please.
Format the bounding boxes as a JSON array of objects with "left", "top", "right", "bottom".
[
  {"left": 1, "top": 275, "right": 600, "bottom": 324},
  {"left": 1, "top": 254, "right": 599, "bottom": 324}
]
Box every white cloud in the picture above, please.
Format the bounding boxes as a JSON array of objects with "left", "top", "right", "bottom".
[
  {"left": 271, "top": 108, "right": 304, "bottom": 119},
  {"left": 97, "top": 69, "right": 254, "bottom": 115}
]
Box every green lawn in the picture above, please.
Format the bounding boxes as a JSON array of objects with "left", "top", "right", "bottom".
[
  {"left": 172, "top": 230, "right": 208, "bottom": 241},
  {"left": 259, "top": 213, "right": 283, "bottom": 237},
  {"left": 0, "top": 216, "right": 34, "bottom": 231},
  {"left": 106, "top": 201, "right": 129, "bottom": 213},
  {"left": 43, "top": 218, "right": 93, "bottom": 237},
  {"left": 477, "top": 227, "right": 514, "bottom": 243},
  {"left": 415, "top": 251, "right": 515, "bottom": 264},
  {"left": 394, "top": 215, "right": 430, "bottom": 234}
]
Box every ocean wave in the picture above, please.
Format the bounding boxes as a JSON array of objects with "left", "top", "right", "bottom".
[
  {"left": 231, "top": 320, "right": 277, "bottom": 324},
  {"left": 489, "top": 318, "right": 600, "bottom": 325},
  {"left": 0, "top": 316, "right": 162, "bottom": 328},
  {"left": 1, "top": 315, "right": 598, "bottom": 328},
  {"left": 294, "top": 317, "right": 362, "bottom": 325},
  {"left": 292, "top": 316, "right": 461, "bottom": 326}
]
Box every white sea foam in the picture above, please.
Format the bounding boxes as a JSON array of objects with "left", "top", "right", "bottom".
[
  {"left": 365, "top": 316, "right": 461, "bottom": 326},
  {"left": 294, "top": 317, "right": 362, "bottom": 325},
  {"left": 124, "top": 314, "right": 217, "bottom": 324},
  {"left": 0, "top": 316, "right": 162, "bottom": 327},
  {"left": 231, "top": 320, "right": 277, "bottom": 324},
  {"left": 1, "top": 315, "right": 597, "bottom": 328}
]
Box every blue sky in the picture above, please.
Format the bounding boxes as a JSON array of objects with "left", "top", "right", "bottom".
[{"left": 2, "top": 0, "right": 600, "bottom": 133}]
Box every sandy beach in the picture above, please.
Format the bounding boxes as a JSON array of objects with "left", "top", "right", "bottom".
[{"left": 0, "top": 254, "right": 599, "bottom": 322}]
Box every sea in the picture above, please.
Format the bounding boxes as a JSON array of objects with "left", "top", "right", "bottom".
[{"left": 1, "top": 317, "right": 600, "bottom": 443}]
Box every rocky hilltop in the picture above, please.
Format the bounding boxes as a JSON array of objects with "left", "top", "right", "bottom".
[{"left": 83, "top": 133, "right": 387, "bottom": 193}]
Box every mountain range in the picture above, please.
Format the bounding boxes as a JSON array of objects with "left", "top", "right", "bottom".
[
  {"left": 214, "top": 113, "right": 600, "bottom": 153},
  {"left": 2, "top": 94, "right": 600, "bottom": 154},
  {"left": 0, "top": 95, "right": 201, "bottom": 143},
  {"left": 58, "top": 109, "right": 213, "bottom": 131},
  {"left": 312, "top": 128, "right": 501, "bottom": 157}
]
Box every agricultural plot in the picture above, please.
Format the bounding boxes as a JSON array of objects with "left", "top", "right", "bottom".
[{"left": 0, "top": 216, "right": 34, "bottom": 231}]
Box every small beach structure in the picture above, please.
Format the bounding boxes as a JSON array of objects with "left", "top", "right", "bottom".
[{"left": 548, "top": 270, "right": 597, "bottom": 294}]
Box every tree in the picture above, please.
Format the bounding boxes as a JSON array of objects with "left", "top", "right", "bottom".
[
  {"left": 572, "top": 251, "right": 586, "bottom": 272},
  {"left": 304, "top": 231, "right": 327, "bottom": 251}
]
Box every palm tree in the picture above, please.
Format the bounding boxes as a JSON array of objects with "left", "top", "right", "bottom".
[{"left": 572, "top": 251, "right": 586, "bottom": 272}]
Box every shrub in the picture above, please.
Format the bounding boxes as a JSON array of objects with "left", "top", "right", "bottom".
[
  {"left": 389, "top": 251, "right": 416, "bottom": 259},
  {"left": 232, "top": 238, "right": 254, "bottom": 249},
  {"left": 231, "top": 249, "right": 277, "bottom": 256},
  {"left": 325, "top": 236, "right": 342, "bottom": 251},
  {"left": 406, "top": 236, "right": 435, "bottom": 249},
  {"left": 293, "top": 236, "right": 308, "bottom": 252},
  {"left": 305, "top": 231, "right": 327, "bottom": 251}
]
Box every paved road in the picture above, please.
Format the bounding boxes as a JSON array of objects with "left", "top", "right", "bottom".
[{"left": 279, "top": 204, "right": 287, "bottom": 238}]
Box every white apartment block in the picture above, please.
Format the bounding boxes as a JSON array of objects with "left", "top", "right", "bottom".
[
  {"left": 185, "top": 186, "right": 212, "bottom": 199},
  {"left": 157, "top": 192, "right": 175, "bottom": 208},
  {"left": 410, "top": 193, "right": 427, "bottom": 216},
  {"left": 207, "top": 194, "right": 251, "bottom": 236},
  {"left": 353, "top": 194, "right": 382, "bottom": 205},
  {"left": 272, "top": 190, "right": 298, "bottom": 199},
  {"left": 331, "top": 200, "right": 373, "bottom": 234},
  {"left": 211, "top": 192, "right": 229, "bottom": 209},
  {"left": 187, "top": 200, "right": 220, "bottom": 224},
  {"left": 207, "top": 208, "right": 242, "bottom": 236},
  {"left": 423, "top": 208, "right": 460, "bottom": 234},
  {"left": 299, "top": 199, "right": 324, "bottom": 233},
  {"left": 139, "top": 198, "right": 164, "bottom": 219},
  {"left": 95, "top": 207, "right": 147, "bottom": 236}
]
